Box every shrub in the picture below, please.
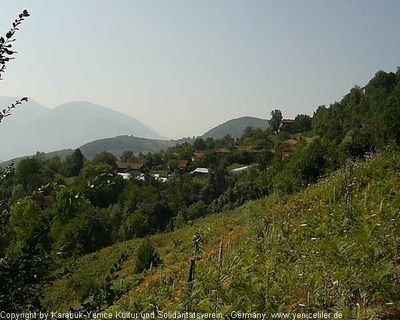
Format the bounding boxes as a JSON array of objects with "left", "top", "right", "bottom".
[{"left": 134, "top": 237, "right": 161, "bottom": 274}]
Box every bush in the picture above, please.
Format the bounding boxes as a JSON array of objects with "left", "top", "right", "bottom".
[{"left": 134, "top": 237, "right": 161, "bottom": 274}]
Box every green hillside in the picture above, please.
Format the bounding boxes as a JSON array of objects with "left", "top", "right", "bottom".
[
  {"left": 43, "top": 149, "right": 400, "bottom": 318},
  {"left": 202, "top": 116, "right": 269, "bottom": 139}
]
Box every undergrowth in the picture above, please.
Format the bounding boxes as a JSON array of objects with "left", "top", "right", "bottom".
[{"left": 44, "top": 150, "right": 400, "bottom": 318}]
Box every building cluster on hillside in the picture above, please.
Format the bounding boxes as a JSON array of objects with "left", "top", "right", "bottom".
[{"left": 116, "top": 118, "right": 305, "bottom": 182}]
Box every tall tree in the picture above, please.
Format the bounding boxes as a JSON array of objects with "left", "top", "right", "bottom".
[
  {"left": 92, "top": 151, "right": 117, "bottom": 169},
  {"left": 292, "top": 114, "right": 312, "bottom": 133},
  {"left": 269, "top": 109, "right": 283, "bottom": 133},
  {"left": 65, "top": 148, "right": 85, "bottom": 176}
]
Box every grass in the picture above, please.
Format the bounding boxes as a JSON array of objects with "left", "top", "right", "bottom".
[{"left": 44, "top": 150, "right": 400, "bottom": 318}]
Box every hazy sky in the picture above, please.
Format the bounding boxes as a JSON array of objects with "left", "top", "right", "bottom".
[{"left": 1, "top": 1, "right": 399, "bottom": 139}]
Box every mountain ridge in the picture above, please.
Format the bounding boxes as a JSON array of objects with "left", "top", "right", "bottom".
[{"left": 0, "top": 97, "right": 164, "bottom": 160}]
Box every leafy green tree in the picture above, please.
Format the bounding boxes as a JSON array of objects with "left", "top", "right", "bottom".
[
  {"left": 215, "top": 134, "right": 235, "bottom": 149},
  {"left": 204, "top": 137, "right": 215, "bottom": 150},
  {"left": 177, "top": 143, "right": 193, "bottom": 159},
  {"left": 311, "top": 105, "right": 328, "bottom": 136},
  {"left": 273, "top": 169, "right": 300, "bottom": 196},
  {"left": 92, "top": 151, "right": 117, "bottom": 169},
  {"left": 15, "top": 158, "right": 50, "bottom": 192},
  {"left": 187, "top": 200, "right": 207, "bottom": 220},
  {"left": 120, "top": 150, "right": 134, "bottom": 162},
  {"left": 134, "top": 237, "right": 161, "bottom": 273},
  {"left": 193, "top": 137, "right": 207, "bottom": 150},
  {"left": 65, "top": 148, "right": 85, "bottom": 177},
  {"left": 269, "top": 109, "right": 283, "bottom": 133},
  {"left": 118, "top": 211, "right": 149, "bottom": 240},
  {"left": 51, "top": 188, "right": 112, "bottom": 255},
  {"left": 45, "top": 155, "right": 64, "bottom": 175},
  {"left": 243, "top": 126, "right": 255, "bottom": 137},
  {"left": 79, "top": 162, "right": 123, "bottom": 208},
  {"left": 200, "top": 155, "right": 229, "bottom": 204},
  {"left": 292, "top": 138, "right": 327, "bottom": 185},
  {"left": 372, "top": 80, "right": 400, "bottom": 147},
  {"left": 6, "top": 199, "right": 51, "bottom": 258},
  {"left": 292, "top": 114, "right": 312, "bottom": 133}
]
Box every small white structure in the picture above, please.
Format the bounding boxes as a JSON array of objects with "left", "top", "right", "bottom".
[
  {"left": 190, "top": 167, "right": 210, "bottom": 176},
  {"left": 152, "top": 173, "right": 168, "bottom": 182},
  {"left": 118, "top": 172, "right": 131, "bottom": 180},
  {"left": 190, "top": 168, "right": 209, "bottom": 174},
  {"left": 230, "top": 166, "right": 249, "bottom": 175}
]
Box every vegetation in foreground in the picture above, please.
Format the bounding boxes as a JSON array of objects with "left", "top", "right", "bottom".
[{"left": 43, "top": 149, "right": 400, "bottom": 318}]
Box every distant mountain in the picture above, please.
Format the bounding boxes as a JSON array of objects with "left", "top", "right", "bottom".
[
  {"left": 0, "top": 97, "right": 164, "bottom": 160},
  {"left": 79, "top": 135, "right": 176, "bottom": 159},
  {"left": 202, "top": 116, "right": 269, "bottom": 139}
]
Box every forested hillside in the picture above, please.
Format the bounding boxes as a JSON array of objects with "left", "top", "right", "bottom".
[{"left": 44, "top": 148, "right": 400, "bottom": 318}]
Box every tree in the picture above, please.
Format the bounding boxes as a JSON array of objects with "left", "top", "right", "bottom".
[
  {"left": 79, "top": 162, "right": 123, "bottom": 208},
  {"left": 204, "top": 137, "right": 215, "bottom": 150},
  {"left": 269, "top": 109, "right": 283, "bottom": 133},
  {"left": 118, "top": 211, "right": 149, "bottom": 240},
  {"left": 292, "top": 114, "right": 312, "bottom": 133},
  {"left": 134, "top": 237, "right": 161, "bottom": 273},
  {"left": 45, "top": 155, "right": 64, "bottom": 174},
  {"left": 92, "top": 151, "right": 117, "bottom": 169},
  {"left": 15, "top": 157, "right": 49, "bottom": 192},
  {"left": 65, "top": 148, "right": 85, "bottom": 176},
  {"left": 6, "top": 199, "right": 50, "bottom": 258},
  {"left": 51, "top": 190, "right": 112, "bottom": 255},
  {"left": 215, "top": 134, "right": 235, "bottom": 149},
  {"left": 0, "top": 11, "right": 61, "bottom": 312},
  {"left": 193, "top": 137, "right": 207, "bottom": 150},
  {"left": 120, "top": 150, "right": 134, "bottom": 162}
]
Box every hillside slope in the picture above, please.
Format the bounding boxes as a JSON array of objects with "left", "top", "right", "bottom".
[
  {"left": 44, "top": 149, "right": 400, "bottom": 318},
  {"left": 202, "top": 116, "right": 269, "bottom": 139}
]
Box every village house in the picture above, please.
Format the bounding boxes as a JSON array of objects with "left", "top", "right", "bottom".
[
  {"left": 280, "top": 118, "right": 294, "bottom": 132},
  {"left": 191, "top": 151, "right": 205, "bottom": 162},
  {"left": 116, "top": 161, "right": 144, "bottom": 180},
  {"left": 168, "top": 159, "right": 189, "bottom": 172}
]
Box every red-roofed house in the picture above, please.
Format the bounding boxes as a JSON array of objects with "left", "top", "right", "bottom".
[
  {"left": 280, "top": 119, "right": 294, "bottom": 132},
  {"left": 216, "top": 148, "right": 231, "bottom": 154}
]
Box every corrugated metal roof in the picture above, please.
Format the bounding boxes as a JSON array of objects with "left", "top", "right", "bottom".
[{"left": 190, "top": 167, "right": 209, "bottom": 174}]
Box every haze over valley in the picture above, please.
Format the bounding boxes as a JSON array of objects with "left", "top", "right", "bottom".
[{"left": 0, "top": 97, "right": 164, "bottom": 160}]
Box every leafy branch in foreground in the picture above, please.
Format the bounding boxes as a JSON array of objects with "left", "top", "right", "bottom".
[
  {"left": 0, "top": 10, "right": 30, "bottom": 122},
  {"left": 0, "top": 9, "right": 30, "bottom": 80},
  {"left": 0, "top": 97, "right": 28, "bottom": 123}
]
